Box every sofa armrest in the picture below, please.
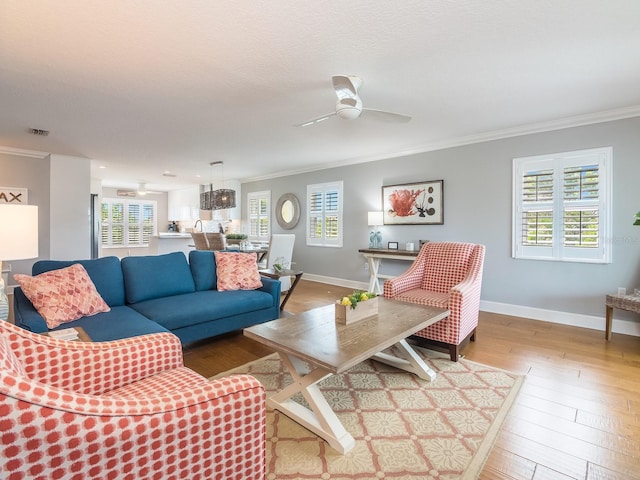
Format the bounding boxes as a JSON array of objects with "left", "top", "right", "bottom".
[
  {"left": 2, "top": 373, "right": 266, "bottom": 480},
  {"left": 1, "top": 321, "right": 184, "bottom": 395},
  {"left": 258, "top": 276, "right": 282, "bottom": 307},
  {"left": 12, "top": 287, "right": 49, "bottom": 333}
]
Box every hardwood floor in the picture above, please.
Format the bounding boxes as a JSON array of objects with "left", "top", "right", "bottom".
[{"left": 182, "top": 280, "right": 640, "bottom": 479}]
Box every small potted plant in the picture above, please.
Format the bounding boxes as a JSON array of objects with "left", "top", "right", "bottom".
[
  {"left": 225, "top": 233, "right": 248, "bottom": 245},
  {"left": 335, "top": 291, "right": 378, "bottom": 324}
]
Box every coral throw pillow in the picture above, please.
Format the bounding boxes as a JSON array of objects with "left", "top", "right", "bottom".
[
  {"left": 214, "top": 252, "right": 263, "bottom": 291},
  {"left": 14, "top": 263, "right": 111, "bottom": 329}
]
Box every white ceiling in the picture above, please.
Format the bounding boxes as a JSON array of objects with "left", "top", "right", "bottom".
[{"left": 1, "top": 0, "right": 640, "bottom": 191}]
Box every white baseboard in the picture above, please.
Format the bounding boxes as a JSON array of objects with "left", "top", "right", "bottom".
[
  {"left": 480, "top": 300, "right": 640, "bottom": 338},
  {"left": 301, "top": 273, "right": 369, "bottom": 291},
  {"left": 303, "top": 274, "right": 640, "bottom": 338}
]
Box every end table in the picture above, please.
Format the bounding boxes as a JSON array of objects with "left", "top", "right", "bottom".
[{"left": 259, "top": 268, "right": 303, "bottom": 312}]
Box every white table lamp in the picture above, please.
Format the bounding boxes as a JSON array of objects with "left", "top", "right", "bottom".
[
  {"left": 0, "top": 205, "right": 39, "bottom": 320},
  {"left": 367, "top": 211, "right": 383, "bottom": 249}
]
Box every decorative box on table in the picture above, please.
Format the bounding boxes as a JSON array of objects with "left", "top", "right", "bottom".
[{"left": 335, "top": 297, "right": 379, "bottom": 325}]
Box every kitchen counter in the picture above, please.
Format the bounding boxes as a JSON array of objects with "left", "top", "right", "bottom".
[{"left": 149, "top": 233, "right": 194, "bottom": 256}]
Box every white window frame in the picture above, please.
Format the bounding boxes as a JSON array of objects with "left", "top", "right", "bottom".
[
  {"left": 247, "top": 191, "right": 271, "bottom": 242},
  {"left": 306, "top": 181, "right": 343, "bottom": 248},
  {"left": 101, "top": 198, "right": 157, "bottom": 248},
  {"left": 512, "top": 147, "right": 612, "bottom": 263}
]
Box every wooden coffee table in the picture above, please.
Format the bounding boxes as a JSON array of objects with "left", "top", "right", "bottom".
[{"left": 244, "top": 298, "right": 449, "bottom": 454}]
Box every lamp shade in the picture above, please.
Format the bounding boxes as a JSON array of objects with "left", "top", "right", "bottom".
[
  {"left": 0, "top": 204, "right": 39, "bottom": 260},
  {"left": 368, "top": 211, "right": 384, "bottom": 226}
]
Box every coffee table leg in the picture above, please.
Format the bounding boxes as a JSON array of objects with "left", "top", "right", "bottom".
[
  {"left": 268, "top": 352, "right": 356, "bottom": 454},
  {"left": 371, "top": 339, "right": 437, "bottom": 382}
]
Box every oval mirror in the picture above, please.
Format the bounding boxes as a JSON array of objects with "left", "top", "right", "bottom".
[{"left": 275, "top": 193, "right": 300, "bottom": 230}]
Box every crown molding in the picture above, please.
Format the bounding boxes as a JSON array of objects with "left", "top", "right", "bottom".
[
  {"left": 240, "top": 105, "right": 640, "bottom": 183},
  {"left": 0, "top": 146, "right": 49, "bottom": 159}
]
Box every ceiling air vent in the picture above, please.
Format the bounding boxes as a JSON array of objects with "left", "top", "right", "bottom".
[{"left": 29, "top": 128, "right": 50, "bottom": 136}]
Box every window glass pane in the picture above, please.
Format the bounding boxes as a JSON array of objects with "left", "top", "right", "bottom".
[
  {"left": 523, "top": 170, "right": 553, "bottom": 202},
  {"left": 325, "top": 191, "right": 339, "bottom": 211},
  {"left": 111, "top": 203, "right": 124, "bottom": 223},
  {"left": 325, "top": 215, "right": 339, "bottom": 238},
  {"left": 564, "top": 165, "right": 598, "bottom": 200},
  {"left": 309, "top": 216, "right": 322, "bottom": 239},
  {"left": 564, "top": 209, "right": 599, "bottom": 247},
  {"left": 111, "top": 225, "right": 124, "bottom": 245},
  {"left": 522, "top": 211, "right": 553, "bottom": 246},
  {"left": 309, "top": 192, "right": 322, "bottom": 212}
]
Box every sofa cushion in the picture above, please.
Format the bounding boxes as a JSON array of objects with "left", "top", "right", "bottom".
[
  {"left": 14, "top": 264, "right": 111, "bottom": 329},
  {"left": 32, "top": 256, "right": 126, "bottom": 307},
  {"left": 214, "top": 251, "right": 262, "bottom": 291},
  {"left": 121, "top": 252, "right": 195, "bottom": 304},
  {"left": 49, "top": 305, "right": 171, "bottom": 342},
  {"left": 128, "top": 289, "right": 274, "bottom": 331},
  {"left": 189, "top": 250, "right": 217, "bottom": 291}
]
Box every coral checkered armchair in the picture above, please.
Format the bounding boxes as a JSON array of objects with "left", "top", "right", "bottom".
[
  {"left": 383, "top": 242, "right": 485, "bottom": 361},
  {"left": 0, "top": 321, "right": 265, "bottom": 480}
]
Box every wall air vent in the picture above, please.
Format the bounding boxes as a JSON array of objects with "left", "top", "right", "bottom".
[{"left": 29, "top": 128, "right": 50, "bottom": 136}]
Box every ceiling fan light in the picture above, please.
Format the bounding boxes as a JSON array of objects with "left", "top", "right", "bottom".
[{"left": 336, "top": 98, "right": 362, "bottom": 120}]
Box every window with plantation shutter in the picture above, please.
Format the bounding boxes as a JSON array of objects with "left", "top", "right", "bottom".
[
  {"left": 513, "top": 147, "right": 611, "bottom": 263},
  {"left": 306, "top": 181, "right": 343, "bottom": 247},
  {"left": 247, "top": 191, "right": 270, "bottom": 241},
  {"left": 101, "top": 198, "right": 157, "bottom": 248}
]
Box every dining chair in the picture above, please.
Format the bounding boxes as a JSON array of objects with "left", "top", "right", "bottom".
[
  {"left": 265, "top": 234, "right": 295, "bottom": 291},
  {"left": 190, "top": 232, "right": 209, "bottom": 250},
  {"left": 205, "top": 232, "right": 225, "bottom": 250}
]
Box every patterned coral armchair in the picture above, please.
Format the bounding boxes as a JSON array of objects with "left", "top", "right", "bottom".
[
  {"left": 383, "top": 242, "right": 485, "bottom": 361},
  {"left": 0, "top": 321, "right": 265, "bottom": 480}
]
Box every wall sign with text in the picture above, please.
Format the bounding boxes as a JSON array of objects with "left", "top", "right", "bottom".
[{"left": 0, "top": 187, "right": 29, "bottom": 204}]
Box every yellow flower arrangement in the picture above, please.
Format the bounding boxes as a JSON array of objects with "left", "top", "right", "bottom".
[{"left": 338, "top": 291, "right": 377, "bottom": 310}]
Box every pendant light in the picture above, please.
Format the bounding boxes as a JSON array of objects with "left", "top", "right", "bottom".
[{"left": 200, "top": 161, "right": 236, "bottom": 211}]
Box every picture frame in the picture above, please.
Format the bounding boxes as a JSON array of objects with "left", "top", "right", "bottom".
[
  {"left": 387, "top": 241, "right": 398, "bottom": 250},
  {"left": 382, "top": 180, "right": 444, "bottom": 225}
]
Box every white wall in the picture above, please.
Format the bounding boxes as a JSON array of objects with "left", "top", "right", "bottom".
[{"left": 49, "top": 154, "right": 91, "bottom": 260}]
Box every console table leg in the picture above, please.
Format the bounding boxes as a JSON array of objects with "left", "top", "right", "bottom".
[{"left": 367, "top": 257, "right": 382, "bottom": 294}]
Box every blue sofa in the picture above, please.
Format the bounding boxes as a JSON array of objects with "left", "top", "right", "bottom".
[{"left": 13, "top": 251, "right": 281, "bottom": 344}]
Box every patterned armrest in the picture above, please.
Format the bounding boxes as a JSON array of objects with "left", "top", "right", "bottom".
[
  {"left": 2, "top": 321, "right": 183, "bottom": 395},
  {"left": 2, "top": 371, "right": 266, "bottom": 480},
  {"left": 383, "top": 247, "right": 429, "bottom": 297}
]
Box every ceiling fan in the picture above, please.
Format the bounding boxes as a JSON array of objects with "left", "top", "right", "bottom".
[
  {"left": 117, "top": 183, "right": 162, "bottom": 197},
  {"left": 295, "top": 75, "right": 412, "bottom": 127}
]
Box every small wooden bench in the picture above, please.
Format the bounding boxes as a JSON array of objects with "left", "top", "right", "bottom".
[{"left": 605, "top": 294, "right": 640, "bottom": 340}]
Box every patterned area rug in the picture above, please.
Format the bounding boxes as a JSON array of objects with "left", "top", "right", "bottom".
[{"left": 216, "top": 347, "right": 524, "bottom": 479}]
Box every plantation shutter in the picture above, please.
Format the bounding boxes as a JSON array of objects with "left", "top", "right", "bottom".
[
  {"left": 247, "top": 191, "right": 270, "bottom": 241},
  {"left": 513, "top": 147, "right": 611, "bottom": 263},
  {"left": 101, "top": 199, "right": 156, "bottom": 247},
  {"left": 306, "top": 181, "right": 343, "bottom": 247}
]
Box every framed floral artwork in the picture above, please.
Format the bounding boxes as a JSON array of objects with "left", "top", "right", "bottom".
[{"left": 382, "top": 180, "right": 443, "bottom": 225}]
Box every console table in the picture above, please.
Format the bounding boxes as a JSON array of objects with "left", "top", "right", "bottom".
[
  {"left": 358, "top": 248, "right": 419, "bottom": 294},
  {"left": 605, "top": 294, "right": 640, "bottom": 340}
]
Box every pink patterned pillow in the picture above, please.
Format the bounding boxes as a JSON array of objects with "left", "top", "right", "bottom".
[
  {"left": 214, "top": 252, "right": 263, "bottom": 291},
  {"left": 14, "top": 263, "right": 111, "bottom": 329}
]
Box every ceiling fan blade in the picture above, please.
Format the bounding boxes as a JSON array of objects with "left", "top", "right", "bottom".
[
  {"left": 361, "top": 108, "right": 412, "bottom": 123},
  {"left": 294, "top": 112, "right": 337, "bottom": 127},
  {"left": 332, "top": 75, "right": 361, "bottom": 101}
]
